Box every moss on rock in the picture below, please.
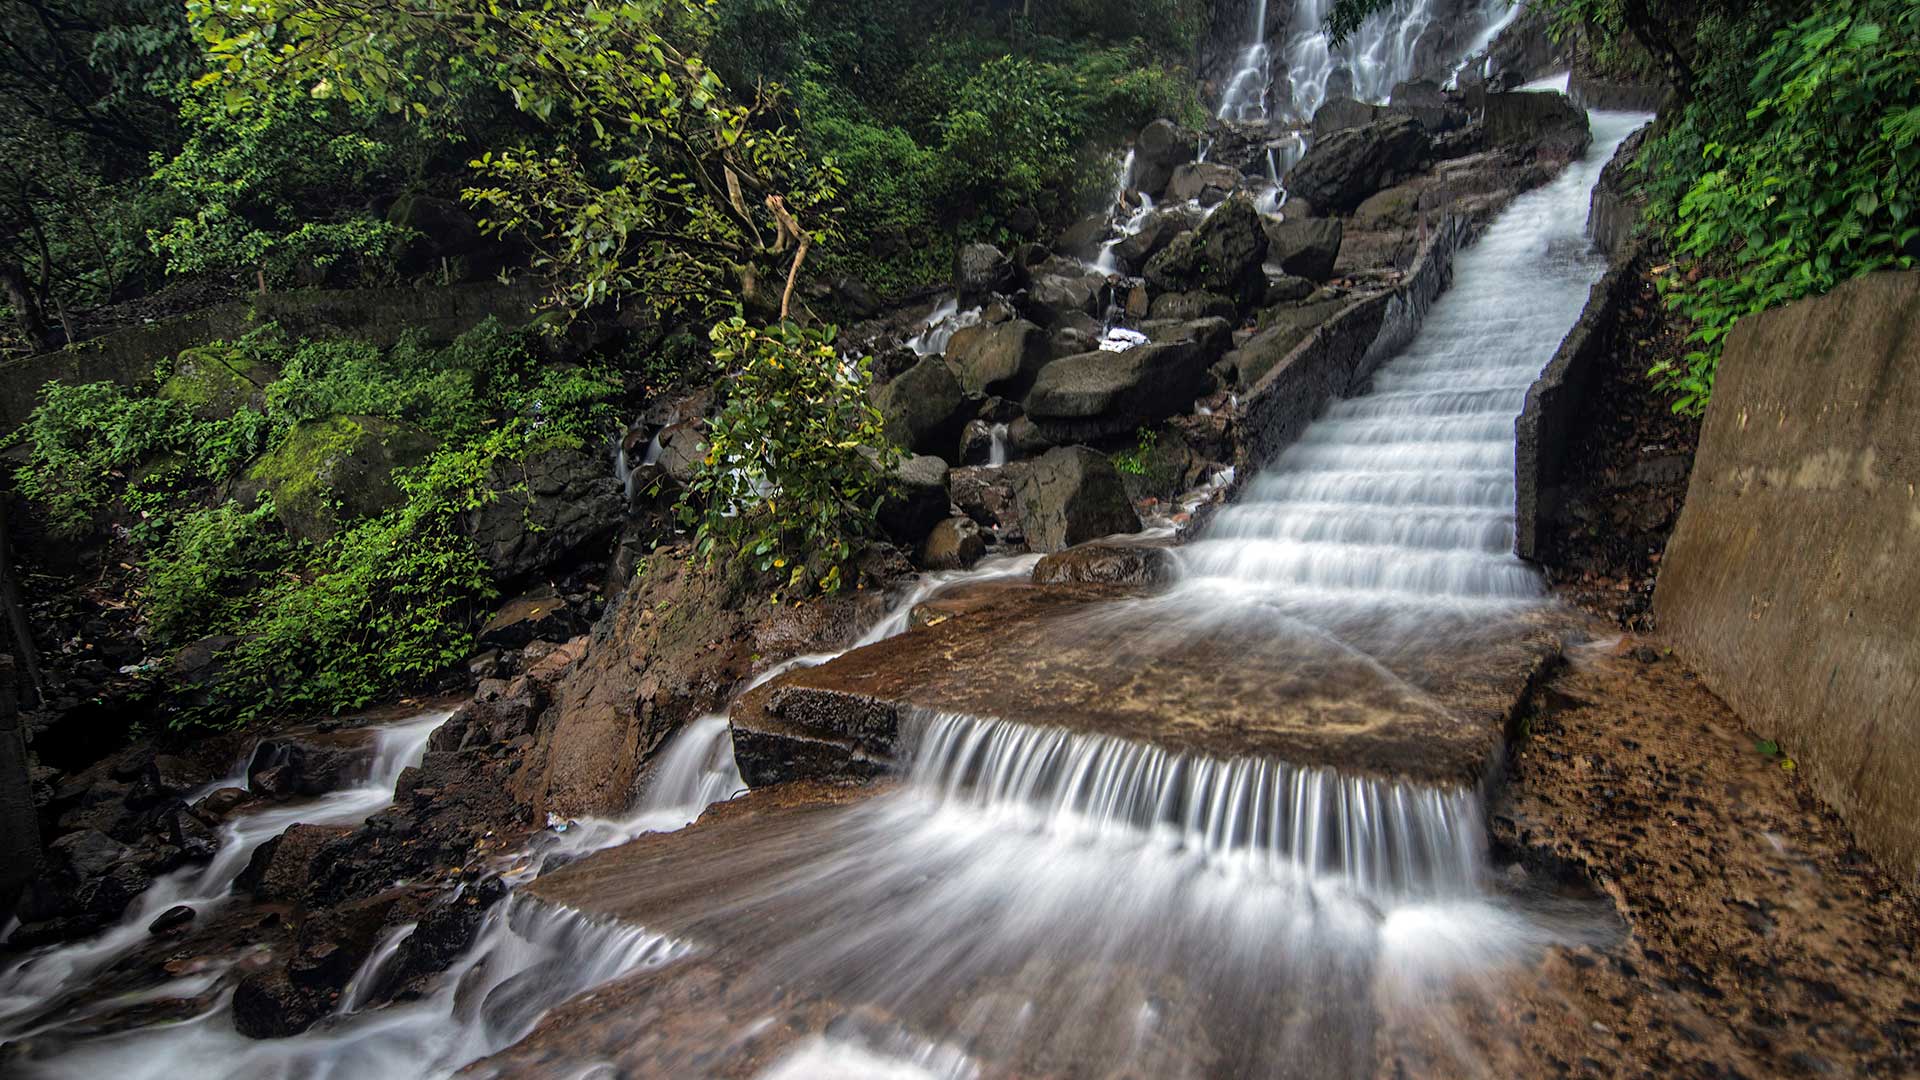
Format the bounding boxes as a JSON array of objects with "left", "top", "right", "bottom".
[
  {"left": 159, "top": 345, "right": 278, "bottom": 420},
  {"left": 243, "top": 415, "right": 438, "bottom": 542}
]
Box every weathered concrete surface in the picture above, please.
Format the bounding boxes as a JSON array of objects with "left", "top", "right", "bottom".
[
  {"left": 1239, "top": 214, "right": 1472, "bottom": 471},
  {"left": 732, "top": 581, "right": 1565, "bottom": 789},
  {"left": 1655, "top": 272, "right": 1920, "bottom": 888},
  {"left": 1515, "top": 126, "right": 1651, "bottom": 561},
  {"left": 0, "top": 282, "right": 543, "bottom": 433},
  {"left": 1514, "top": 252, "right": 1645, "bottom": 561}
]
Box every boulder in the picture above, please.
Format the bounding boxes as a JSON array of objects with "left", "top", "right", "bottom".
[
  {"left": 242, "top": 416, "right": 439, "bottom": 543},
  {"left": 946, "top": 319, "right": 1050, "bottom": 398},
  {"left": 1262, "top": 217, "right": 1344, "bottom": 282},
  {"left": 1264, "top": 275, "right": 1316, "bottom": 305},
  {"left": 1164, "top": 162, "right": 1244, "bottom": 204},
  {"left": 875, "top": 357, "right": 974, "bottom": 460},
  {"left": 1056, "top": 217, "right": 1113, "bottom": 261},
  {"left": 1024, "top": 340, "right": 1215, "bottom": 441},
  {"left": 235, "top": 823, "right": 354, "bottom": 903},
  {"left": 1285, "top": 116, "right": 1429, "bottom": 216},
  {"left": 1484, "top": 90, "right": 1592, "bottom": 159},
  {"left": 1032, "top": 543, "right": 1175, "bottom": 587},
  {"left": 920, "top": 517, "right": 987, "bottom": 571},
  {"left": 653, "top": 420, "right": 707, "bottom": 485},
  {"left": 246, "top": 735, "right": 370, "bottom": 799},
  {"left": 875, "top": 453, "right": 953, "bottom": 548},
  {"left": 1110, "top": 209, "right": 1187, "bottom": 271},
  {"left": 1011, "top": 447, "right": 1143, "bottom": 553},
  {"left": 477, "top": 587, "right": 583, "bottom": 649},
  {"left": 49, "top": 828, "right": 131, "bottom": 881},
  {"left": 1148, "top": 292, "right": 1236, "bottom": 321},
  {"left": 1020, "top": 268, "right": 1106, "bottom": 328},
  {"left": 1137, "top": 317, "right": 1235, "bottom": 363},
  {"left": 159, "top": 345, "right": 276, "bottom": 420},
  {"left": 955, "top": 243, "right": 1020, "bottom": 306},
  {"left": 463, "top": 445, "right": 624, "bottom": 584},
  {"left": 1312, "top": 97, "right": 1380, "bottom": 139},
  {"left": 1144, "top": 199, "right": 1268, "bottom": 311},
  {"left": 1135, "top": 119, "right": 1199, "bottom": 196}
]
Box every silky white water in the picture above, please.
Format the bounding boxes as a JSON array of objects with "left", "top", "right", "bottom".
[
  {"left": 0, "top": 712, "right": 447, "bottom": 1031},
  {"left": 1178, "top": 108, "right": 1653, "bottom": 612}
]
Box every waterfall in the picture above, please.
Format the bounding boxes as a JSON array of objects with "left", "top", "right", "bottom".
[
  {"left": 909, "top": 713, "right": 1484, "bottom": 898},
  {"left": 1216, "top": 0, "right": 1273, "bottom": 122},
  {"left": 0, "top": 712, "right": 448, "bottom": 1030},
  {"left": 1177, "top": 109, "right": 1655, "bottom": 609}
]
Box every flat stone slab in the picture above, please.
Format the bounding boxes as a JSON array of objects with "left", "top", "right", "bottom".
[{"left": 733, "top": 579, "right": 1569, "bottom": 789}]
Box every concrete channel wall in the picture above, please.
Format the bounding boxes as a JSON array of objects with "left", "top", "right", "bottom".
[{"left": 1655, "top": 271, "right": 1920, "bottom": 888}]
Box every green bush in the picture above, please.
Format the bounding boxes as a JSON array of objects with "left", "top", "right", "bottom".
[
  {"left": 1642, "top": 0, "right": 1919, "bottom": 413},
  {"left": 681, "top": 318, "right": 896, "bottom": 599}
]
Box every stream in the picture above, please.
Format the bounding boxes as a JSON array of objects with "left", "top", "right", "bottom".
[{"left": 2, "top": 10, "right": 1655, "bottom": 1073}]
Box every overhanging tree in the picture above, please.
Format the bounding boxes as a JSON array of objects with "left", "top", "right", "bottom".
[{"left": 185, "top": 0, "right": 843, "bottom": 322}]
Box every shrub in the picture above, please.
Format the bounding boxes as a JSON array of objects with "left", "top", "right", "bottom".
[
  {"left": 681, "top": 318, "right": 896, "bottom": 599},
  {"left": 1642, "top": 0, "right": 1919, "bottom": 413}
]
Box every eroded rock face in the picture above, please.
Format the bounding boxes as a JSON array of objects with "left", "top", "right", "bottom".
[
  {"left": 512, "top": 548, "right": 894, "bottom": 819},
  {"left": 1485, "top": 90, "right": 1591, "bottom": 160},
  {"left": 1011, "top": 447, "right": 1142, "bottom": 553},
  {"left": 875, "top": 356, "right": 973, "bottom": 460},
  {"left": 1228, "top": 298, "right": 1351, "bottom": 389},
  {"left": 463, "top": 446, "right": 624, "bottom": 586},
  {"left": 1285, "top": 115, "right": 1429, "bottom": 216}
]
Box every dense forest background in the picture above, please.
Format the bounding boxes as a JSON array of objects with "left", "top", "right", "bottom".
[{"left": 1, "top": 0, "right": 1913, "bottom": 730}]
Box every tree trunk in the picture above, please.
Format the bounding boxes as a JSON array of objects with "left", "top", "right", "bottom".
[{"left": 0, "top": 260, "right": 58, "bottom": 352}]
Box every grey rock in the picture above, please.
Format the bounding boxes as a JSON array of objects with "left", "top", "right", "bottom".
[
  {"left": 1024, "top": 339, "right": 1214, "bottom": 442},
  {"left": 946, "top": 319, "right": 1050, "bottom": 398},
  {"left": 1285, "top": 115, "right": 1429, "bottom": 216},
  {"left": 463, "top": 445, "right": 623, "bottom": 584},
  {"left": 1012, "top": 447, "right": 1143, "bottom": 553},
  {"left": 875, "top": 356, "right": 975, "bottom": 460},
  {"left": 1262, "top": 217, "right": 1345, "bottom": 282},
  {"left": 920, "top": 517, "right": 988, "bottom": 570}
]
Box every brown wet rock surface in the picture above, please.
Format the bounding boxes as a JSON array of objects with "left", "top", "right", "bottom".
[
  {"left": 1413, "top": 640, "right": 1920, "bottom": 1078},
  {"left": 733, "top": 581, "right": 1569, "bottom": 788}
]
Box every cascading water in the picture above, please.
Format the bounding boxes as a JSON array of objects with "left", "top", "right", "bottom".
[
  {"left": 0, "top": 712, "right": 447, "bottom": 1029},
  {"left": 1216, "top": 0, "right": 1273, "bottom": 122},
  {"left": 459, "top": 106, "right": 1651, "bottom": 1077},
  {"left": 1178, "top": 108, "right": 1655, "bottom": 614}
]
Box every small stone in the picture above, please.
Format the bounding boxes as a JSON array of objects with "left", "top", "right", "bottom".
[{"left": 149, "top": 904, "right": 196, "bottom": 935}]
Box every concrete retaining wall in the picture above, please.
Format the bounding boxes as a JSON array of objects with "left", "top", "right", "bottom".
[
  {"left": 0, "top": 282, "right": 543, "bottom": 433},
  {"left": 1513, "top": 128, "right": 1650, "bottom": 559},
  {"left": 1654, "top": 272, "right": 1920, "bottom": 888},
  {"left": 1238, "top": 213, "right": 1472, "bottom": 469}
]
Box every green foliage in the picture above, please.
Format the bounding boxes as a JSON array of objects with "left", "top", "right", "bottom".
[
  {"left": 189, "top": 0, "right": 840, "bottom": 322},
  {"left": 1646, "top": 0, "right": 1919, "bottom": 414},
  {"left": 150, "top": 85, "right": 418, "bottom": 284},
  {"left": 1111, "top": 428, "right": 1159, "bottom": 476},
  {"left": 680, "top": 318, "right": 895, "bottom": 599},
  {"left": 15, "top": 319, "right": 623, "bottom": 725}
]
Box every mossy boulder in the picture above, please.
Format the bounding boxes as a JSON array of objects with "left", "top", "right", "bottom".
[
  {"left": 243, "top": 416, "right": 439, "bottom": 542},
  {"left": 158, "top": 345, "right": 278, "bottom": 420}
]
